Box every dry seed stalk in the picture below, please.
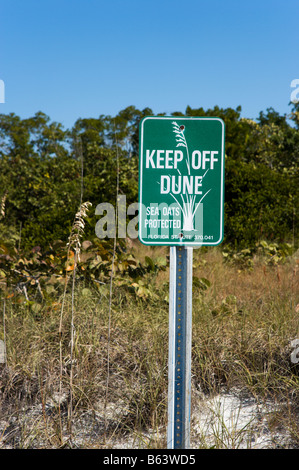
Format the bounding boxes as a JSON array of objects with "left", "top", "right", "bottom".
[
  {"left": 67, "top": 201, "right": 92, "bottom": 262},
  {"left": 0, "top": 191, "right": 7, "bottom": 220},
  {"left": 58, "top": 200, "right": 92, "bottom": 442}
]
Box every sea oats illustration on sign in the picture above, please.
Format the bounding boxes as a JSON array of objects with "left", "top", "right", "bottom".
[{"left": 169, "top": 121, "right": 211, "bottom": 232}]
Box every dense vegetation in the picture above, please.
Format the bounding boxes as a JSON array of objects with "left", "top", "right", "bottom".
[
  {"left": 0, "top": 103, "right": 298, "bottom": 448},
  {"left": 0, "top": 103, "right": 298, "bottom": 251}
]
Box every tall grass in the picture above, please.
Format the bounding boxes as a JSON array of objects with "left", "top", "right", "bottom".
[{"left": 0, "top": 245, "right": 298, "bottom": 448}]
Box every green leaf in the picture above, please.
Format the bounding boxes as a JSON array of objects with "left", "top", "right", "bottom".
[
  {"left": 193, "top": 276, "right": 211, "bottom": 290},
  {"left": 145, "top": 256, "right": 155, "bottom": 270}
]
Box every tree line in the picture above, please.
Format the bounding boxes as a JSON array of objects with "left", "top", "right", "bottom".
[{"left": 0, "top": 103, "right": 298, "bottom": 252}]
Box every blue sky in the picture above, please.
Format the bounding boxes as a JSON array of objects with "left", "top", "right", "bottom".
[{"left": 0, "top": 0, "right": 298, "bottom": 130}]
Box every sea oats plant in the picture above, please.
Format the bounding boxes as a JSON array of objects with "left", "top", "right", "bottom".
[
  {"left": 66, "top": 201, "right": 93, "bottom": 261},
  {"left": 59, "top": 201, "right": 92, "bottom": 441},
  {"left": 0, "top": 191, "right": 7, "bottom": 220}
]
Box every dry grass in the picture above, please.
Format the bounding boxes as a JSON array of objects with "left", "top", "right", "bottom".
[{"left": 0, "top": 245, "right": 298, "bottom": 448}]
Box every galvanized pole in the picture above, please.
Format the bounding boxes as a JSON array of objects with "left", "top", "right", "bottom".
[{"left": 167, "top": 245, "right": 193, "bottom": 449}]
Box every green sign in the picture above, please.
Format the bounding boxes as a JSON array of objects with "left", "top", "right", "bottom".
[{"left": 138, "top": 116, "right": 225, "bottom": 246}]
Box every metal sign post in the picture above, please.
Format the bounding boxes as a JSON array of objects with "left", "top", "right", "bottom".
[{"left": 167, "top": 245, "right": 193, "bottom": 449}]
